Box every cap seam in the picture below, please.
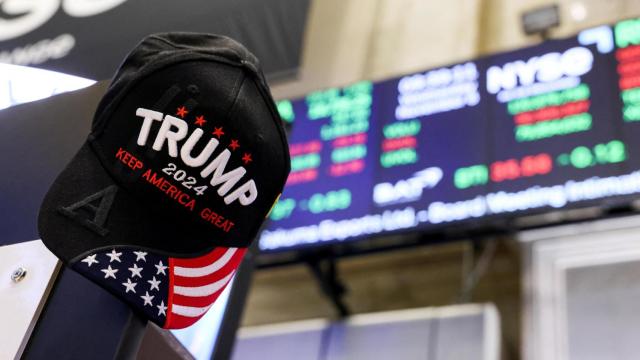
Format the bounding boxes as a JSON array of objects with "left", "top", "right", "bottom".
[
  {"left": 68, "top": 242, "right": 249, "bottom": 265},
  {"left": 222, "top": 69, "right": 246, "bottom": 122},
  {"left": 148, "top": 34, "right": 245, "bottom": 64},
  {"left": 248, "top": 76, "right": 291, "bottom": 186}
]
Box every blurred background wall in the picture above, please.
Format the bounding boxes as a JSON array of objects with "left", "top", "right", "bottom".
[{"left": 271, "top": 0, "right": 640, "bottom": 99}]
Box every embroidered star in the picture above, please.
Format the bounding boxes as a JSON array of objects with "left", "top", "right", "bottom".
[
  {"left": 212, "top": 127, "right": 225, "bottom": 138},
  {"left": 101, "top": 265, "right": 118, "bottom": 279},
  {"left": 242, "top": 152, "right": 252, "bottom": 164},
  {"left": 147, "top": 276, "right": 161, "bottom": 291},
  {"left": 128, "top": 263, "right": 143, "bottom": 278},
  {"left": 133, "top": 251, "right": 147, "bottom": 262},
  {"left": 157, "top": 300, "right": 167, "bottom": 316},
  {"left": 176, "top": 106, "right": 188, "bottom": 118},
  {"left": 122, "top": 278, "right": 137, "bottom": 293},
  {"left": 195, "top": 115, "right": 207, "bottom": 126},
  {"left": 106, "top": 249, "right": 122, "bottom": 263},
  {"left": 81, "top": 254, "right": 99, "bottom": 267},
  {"left": 229, "top": 139, "right": 240, "bottom": 151},
  {"left": 155, "top": 261, "right": 167, "bottom": 275},
  {"left": 141, "top": 291, "right": 154, "bottom": 306}
]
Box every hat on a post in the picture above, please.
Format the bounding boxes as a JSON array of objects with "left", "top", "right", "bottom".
[{"left": 38, "top": 33, "right": 290, "bottom": 329}]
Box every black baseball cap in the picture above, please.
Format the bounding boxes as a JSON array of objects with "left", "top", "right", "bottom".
[{"left": 38, "top": 33, "right": 290, "bottom": 329}]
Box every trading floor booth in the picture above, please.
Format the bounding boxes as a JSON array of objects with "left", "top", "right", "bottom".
[{"left": 521, "top": 215, "right": 640, "bottom": 360}]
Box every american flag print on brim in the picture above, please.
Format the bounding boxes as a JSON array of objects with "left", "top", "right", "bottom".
[{"left": 73, "top": 246, "right": 246, "bottom": 329}]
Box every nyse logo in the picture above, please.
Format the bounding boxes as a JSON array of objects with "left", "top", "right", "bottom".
[
  {"left": 486, "top": 46, "right": 593, "bottom": 94},
  {"left": 0, "top": 0, "right": 128, "bottom": 41},
  {"left": 373, "top": 167, "right": 443, "bottom": 206}
]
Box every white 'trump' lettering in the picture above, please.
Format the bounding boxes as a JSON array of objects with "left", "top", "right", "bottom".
[{"left": 135, "top": 107, "right": 258, "bottom": 206}]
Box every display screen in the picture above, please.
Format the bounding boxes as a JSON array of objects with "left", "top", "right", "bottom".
[{"left": 260, "top": 19, "right": 640, "bottom": 252}]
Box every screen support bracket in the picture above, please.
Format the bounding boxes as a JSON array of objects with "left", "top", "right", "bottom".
[{"left": 305, "top": 255, "right": 350, "bottom": 318}]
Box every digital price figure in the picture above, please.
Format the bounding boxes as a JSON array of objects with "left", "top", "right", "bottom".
[
  {"left": 484, "top": 29, "right": 625, "bottom": 215},
  {"left": 260, "top": 82, "right": 382, "bottom": 251},
  {"left": 371, "top": 61, "right": 491, "bottom": 227},
  {"left": 615, "top": 17, "right": 640, "bottom": 173}
]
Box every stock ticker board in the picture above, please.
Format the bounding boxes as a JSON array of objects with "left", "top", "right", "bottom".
[{"left": 259, "top": 18, "right": 640, "bottom": 252}]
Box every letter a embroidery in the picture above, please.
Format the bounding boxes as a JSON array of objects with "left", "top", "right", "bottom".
[{"left": 58, "top": 185, "right": 118, "bottom": 236}]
